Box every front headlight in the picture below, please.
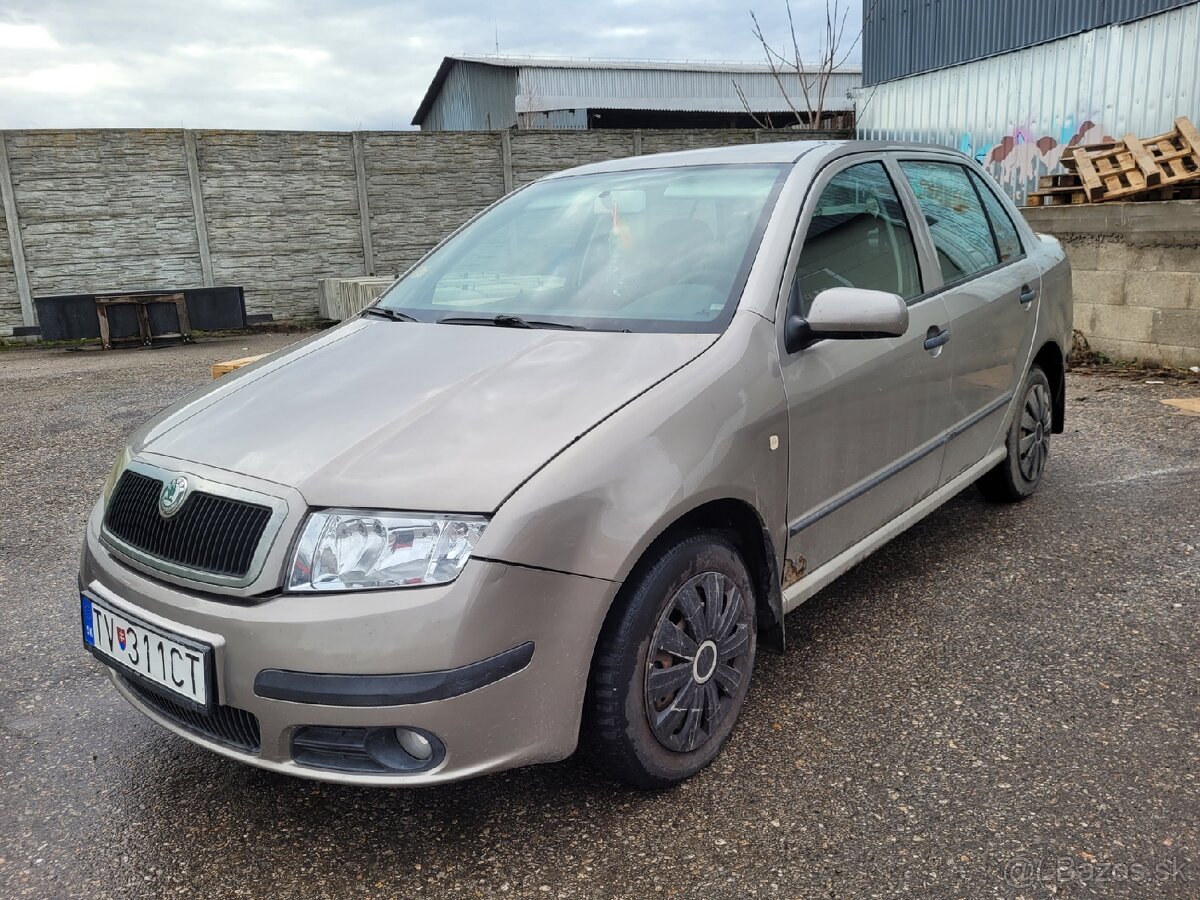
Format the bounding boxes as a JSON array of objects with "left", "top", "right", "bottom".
[
  {"left": 101, "top": 445, "right": 134, "bottom": 505},
  {"left": 287, "top": 510, "right": 488, "bottom": 592}
]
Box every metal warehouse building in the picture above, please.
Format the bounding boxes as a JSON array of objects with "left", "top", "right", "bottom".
[
  {"left": 856, "top": 0, "right": 1200, "bottom": 200},
  {"left": 412, "top": 55, "right": 861, "bottom": 131}
]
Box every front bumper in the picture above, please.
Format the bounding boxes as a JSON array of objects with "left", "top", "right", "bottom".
[{"left": 81, "top": 502, "right": 619, "bottom": 785}]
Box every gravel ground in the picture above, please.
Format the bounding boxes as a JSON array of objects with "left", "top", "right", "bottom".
[{"left": 0, "top": 334, "right": 1197, "bottom": 899}]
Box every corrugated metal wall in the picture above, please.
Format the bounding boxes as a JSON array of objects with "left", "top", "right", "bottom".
[
  {"left": 516, "top": 109, "right": 589, "bottom": 129},
  {"left": 863, "top": 0, "right": 1197, "bottom": 85},
  {"left": 515, "top": 66, "right": 859, "bottom": 116},
  {"left": 422, "top": 63, "right": 518, "bottom": 131},
  {"left": 857, "top": 3, "right": 1200, "bottom": 201}
]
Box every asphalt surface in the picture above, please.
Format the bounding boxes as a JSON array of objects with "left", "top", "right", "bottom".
[{"left": 0, "top": 334, "right": 1196, "bottom": 899}]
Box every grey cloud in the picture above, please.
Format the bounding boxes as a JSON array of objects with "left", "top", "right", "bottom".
[{"left": 0, "top": 0, "right": 861, "bottom": 129}]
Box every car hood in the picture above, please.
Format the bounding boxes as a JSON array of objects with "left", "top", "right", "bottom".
[{"left": 137, "top": 319, "right": 716, "bottom": 512}]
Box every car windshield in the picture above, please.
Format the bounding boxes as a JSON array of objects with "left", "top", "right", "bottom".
[{"left": 376, "top": 164, "right": 789, "bottom": 332}]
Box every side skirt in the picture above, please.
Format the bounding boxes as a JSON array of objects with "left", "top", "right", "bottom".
[{"left": 782, "top": 447, "right": 1006, "bottom": 614}]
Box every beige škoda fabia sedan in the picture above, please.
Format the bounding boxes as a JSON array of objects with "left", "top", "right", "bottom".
[{"left": 80, "top": 141, "right": 1071, "bottom": 788}]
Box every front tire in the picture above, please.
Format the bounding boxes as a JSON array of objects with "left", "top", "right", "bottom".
[
  {"left": 581, "top": 532, "right": 757, "bottom": 789},
  {"left": 978, "top": 365, "right": 1054, "bottom": 503}
]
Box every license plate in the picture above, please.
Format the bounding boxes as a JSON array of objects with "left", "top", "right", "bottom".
[{"left": 81, "top": 594, "right": 213, "bottom": 709}]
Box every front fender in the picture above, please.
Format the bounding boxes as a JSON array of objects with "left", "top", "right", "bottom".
[{"left": 472, "top": 311, "right": 790, "bottom": 591}]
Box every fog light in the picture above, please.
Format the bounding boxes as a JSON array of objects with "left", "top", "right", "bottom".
[
  {"left": 292, "top": 725, "right": 444, "bottom": 774},
  {"left": 396, "top": 727, "right": 433, "bottom": 761}
]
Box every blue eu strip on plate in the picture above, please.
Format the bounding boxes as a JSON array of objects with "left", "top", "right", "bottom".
[{"left": 81, "top": 594, "right": 95, "bottom": 646}]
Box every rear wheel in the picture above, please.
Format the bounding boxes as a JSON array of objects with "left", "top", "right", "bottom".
[
  {"left": 581, "top": 532, "right": 756, "bottom": 789},
  {"left": 978, "top": 365, "right": 1053, "bottom": 503}
]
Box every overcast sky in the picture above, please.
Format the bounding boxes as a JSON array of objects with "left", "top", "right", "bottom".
[{"left": 0, "top": 0, "right": 862, "bottom": 130}]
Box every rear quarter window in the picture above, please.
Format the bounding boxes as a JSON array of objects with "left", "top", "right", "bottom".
[
  {"left": 969, "top": 170, "right": 1024, "bottom": 261},
  {"left": 899, "top": 161, "right": 999, "bottom": 285}
]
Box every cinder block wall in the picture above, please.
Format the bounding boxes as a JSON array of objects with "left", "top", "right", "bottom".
[
  {"left": 1023, "top": 201, "right": 1200, "bottom": 368},
  {"left": 0, "top": 127, "right": 848, "bottom": 336}
]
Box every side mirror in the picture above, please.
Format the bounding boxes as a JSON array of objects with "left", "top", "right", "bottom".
[{"left": 784, "top": 287, "right": 909, "bottom": 353}]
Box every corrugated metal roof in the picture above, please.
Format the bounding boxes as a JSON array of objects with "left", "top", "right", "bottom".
[
  {"left": 451, "top": 54, "right": 861, "bottom": 74},
  {"left": 413, "top": 55, "right": 861, "bottom": 126},
  {"left": 863, "top": 0, "right": 1198, "bottom": 85},
  {"left": 856, "top": 2, "right": 1200, "bottom": 200}
]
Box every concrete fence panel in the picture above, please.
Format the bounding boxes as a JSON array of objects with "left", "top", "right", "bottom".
[
  {"left": 0, "top": 127, "right": 852, "bottom": 337},
  {"left": 0, "top": 191, "right": 16, "bottom": 327},
  {"left": 6, "top": 130, "right": 203, "bottom": 301},
  {"left": 196, "top": 131, "right": 366, "bottom": 320},
  {"left": 362, "top": 132, "right": 506, "bottom": 278},
  {"left": 509, "top": 130, "right": 636, "bottom": 187}
]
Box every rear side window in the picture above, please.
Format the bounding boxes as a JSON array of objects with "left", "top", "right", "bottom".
[
  {"left": 792, "top": 161, "right": 922, "bottom": 315},
  {"left": 899, "top": 161, "right": 999, "bottom": 285},
  {"left": 970, "top": 170, "right": 1023, "bottom": 261}
]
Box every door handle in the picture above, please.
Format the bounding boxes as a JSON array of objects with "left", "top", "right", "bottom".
[
  {"left": 1019, "top": 284, "right": 1039, "bottom": 304},
  {"left": 923, "top": 326, "right": 951, "bottom": 353}
]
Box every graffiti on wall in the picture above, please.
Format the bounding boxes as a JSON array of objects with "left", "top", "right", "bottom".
[{"left": 957, "top": 117, "right": 1115, "bottom": 199}]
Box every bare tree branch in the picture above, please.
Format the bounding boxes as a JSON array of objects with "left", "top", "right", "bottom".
[
  {"left": 731, "top": 78, "right": 773, "bottom": 129},
  {"left": 749, "top": 9, "right": 806, "bottom": 126},
  {"left": 743, "top": 0, "right": 868, "bottom": 130},
  {"left": 783, "top": 0, "right": 814, "bottom": 120}
]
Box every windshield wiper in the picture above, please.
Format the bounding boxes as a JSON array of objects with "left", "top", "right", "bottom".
[
  {"left": 362, "top": 306, "right": 419, "bottom": 322},
  {"left": 437, "top": 314, "right": 582, "bottom": 330}
]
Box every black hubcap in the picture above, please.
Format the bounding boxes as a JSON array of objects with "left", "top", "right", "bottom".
[
  {"left": 1019, "top": 382, "right": 1053, "bottom": 483},
  {"left": 644, "top": 571, "right": 751, "bottom": 752}
]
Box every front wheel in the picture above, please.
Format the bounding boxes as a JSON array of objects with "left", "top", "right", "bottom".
[
  {"left": 978, "top": 365, "right": 1054, "bottom": 503},
  {"left": 581, "top": 532, "right": 757, "bottom": 789}
]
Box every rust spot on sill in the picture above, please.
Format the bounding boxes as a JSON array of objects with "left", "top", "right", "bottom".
[{"left": 782, "top": 555, "right": 807, "bottom": 588}]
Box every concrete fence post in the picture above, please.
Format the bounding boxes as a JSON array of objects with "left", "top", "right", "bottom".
[
  {"left": 183, "top": 130, "right": 215, "bottom": 288},
  {"left": 0, "top": 132, "right": 35, "bottom": 327},
  {"left": 632, "top": 130, "right": 643, "bottom": 156},
  {"left": 500, "top": 130, "right": 514, "bottom": 194},
  {"left": 351, "top": 132, "right": 375, "bottom": 276}
]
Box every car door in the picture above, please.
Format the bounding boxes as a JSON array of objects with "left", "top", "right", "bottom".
[
  {"left": 778, "top": 156, "right": 955, "bottom": 579},
  {"left": 896, "top": 158, "right": 1042, "bottom": 484}
]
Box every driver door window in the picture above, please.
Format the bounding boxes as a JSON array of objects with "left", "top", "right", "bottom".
[{"left": 792, "top": 161, "right": 922, "bottom": 316}]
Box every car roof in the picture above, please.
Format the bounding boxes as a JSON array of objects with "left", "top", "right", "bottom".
[{"left": 544, "top": 139, "right": 966, "bottom": 179}]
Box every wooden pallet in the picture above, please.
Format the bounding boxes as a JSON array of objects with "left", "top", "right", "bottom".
[
  {"left": 1068, "top": 117, "right": 1200, "bottom": 201},
  {"left": 1026, "top": 187, "right": 1090, "bottom": 206},
  {"left": 1140, "top": 182, "right": 1200, "bottom": 201},
  {"left": 1028, "top": 181, "right": 1200, "bottom": 206},
  {"left": 1060, "top": 142, "right": 1118, "bottom": 170},
  {"left": 1037, "top": 173, "right": 1083, "bottom": 190},
  {"left": 211, "top": 354, "right": 266, "bottom": 379},
  {"left": 1027, "top": 172, "right": 1089, "bottom": 206}
]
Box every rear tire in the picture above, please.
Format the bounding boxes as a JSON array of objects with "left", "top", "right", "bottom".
[
  {"left": 978, "top": 365, "right": 1053, "bottom": 503},
  {"left": 581, "top": 531, "right": 756, "bottom": 789}
]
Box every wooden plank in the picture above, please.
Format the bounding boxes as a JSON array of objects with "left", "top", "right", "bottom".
[
  {"left": 1161, "top": 398, "right": 1200, "bottom": 417},
  {"left": 211, "top": 354, "right": 267, "bottom": 378},
  {"left": 1174, "top": 116, "right": 1200, "bottom": 155},
  {"left": 1123, "top": 134, "right": 1159, "bottom": 180},
  {"left": 1032, "top": 185, "right": 1087, "bottom": 195},
  {"left": 1061, "top": 140, "right": 1120, "bottom": 170},
  {"left": 1072, "top": 147, "right": 1105, "bottom": 200}
]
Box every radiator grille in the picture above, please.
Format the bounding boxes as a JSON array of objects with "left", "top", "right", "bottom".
[
  {"left": 104, "top": 470, "right": 273, "bottom": 579},
  {"left": 122, "top": 676, "right": 261, "bottom": 754}
]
